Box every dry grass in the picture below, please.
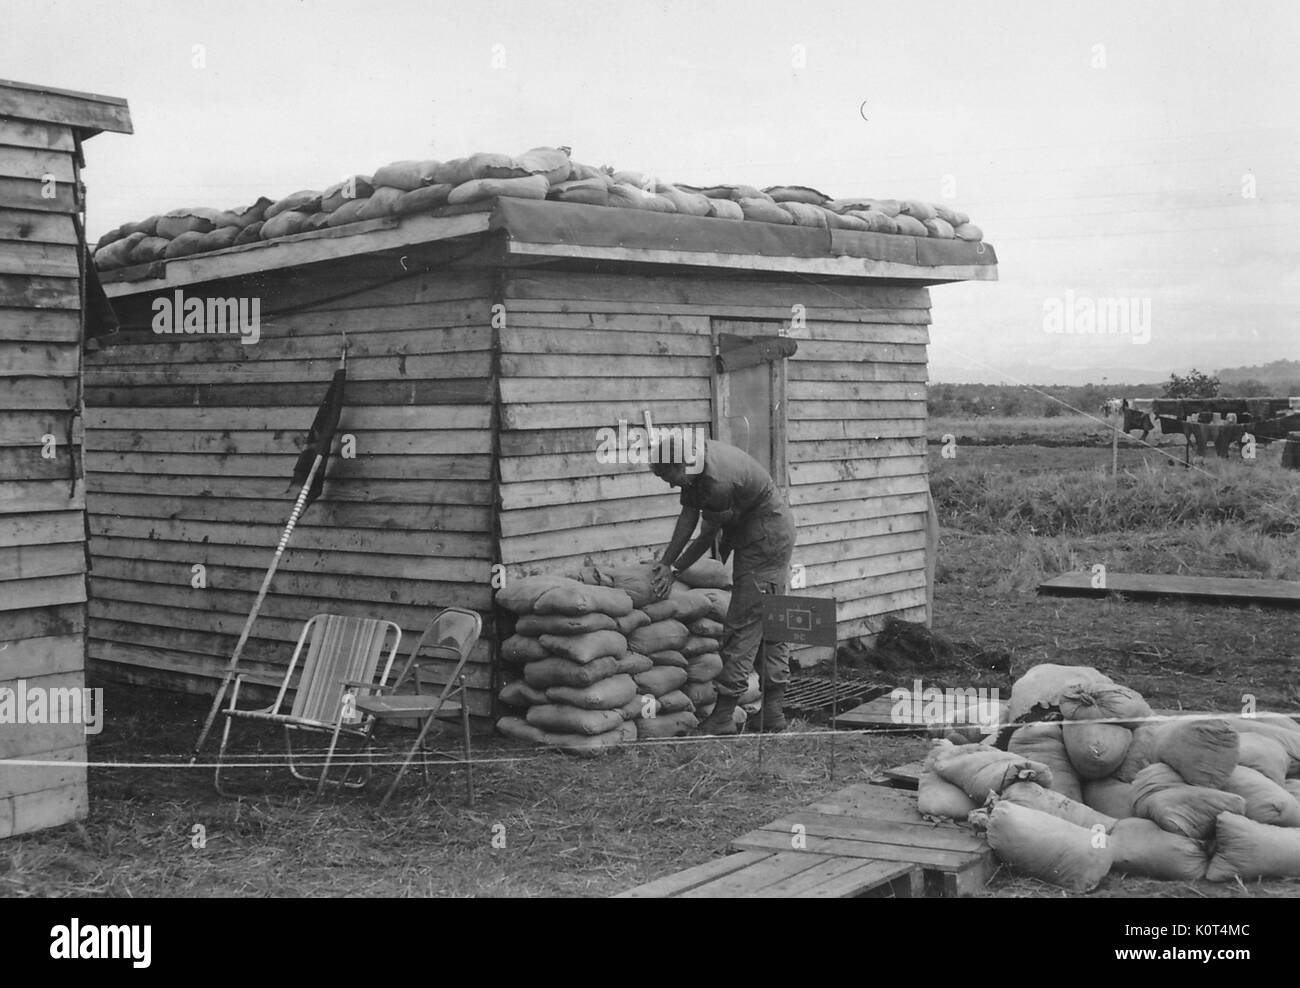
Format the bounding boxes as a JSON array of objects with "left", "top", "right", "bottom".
[{"left": 929, "top": 414, "right": 1107, "bottom": 444}]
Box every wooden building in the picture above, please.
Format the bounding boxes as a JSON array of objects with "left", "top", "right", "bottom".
[
  {"left": 86, "top": 198, "right": 996, "bottom": 722},
  {"left": 1, "top": 79, "right": 131, "bottom": 837}
]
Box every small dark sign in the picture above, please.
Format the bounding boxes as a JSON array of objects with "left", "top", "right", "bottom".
[{"left": 762, "top": 594, "right": 837, "bottom": 647}]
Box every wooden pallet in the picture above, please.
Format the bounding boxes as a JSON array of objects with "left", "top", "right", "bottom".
[
  {"left": 1038, "top": 572, "right": 1300, "bottom": 608},
  {"left": 833, "top": 695, "right": 1006, "bottom": 738},
  {"left": 615, "top": 849, "right": 922, "bottom": 899},
  {"left": 730, "top": 782, "right": 994, "bottom": 897}
]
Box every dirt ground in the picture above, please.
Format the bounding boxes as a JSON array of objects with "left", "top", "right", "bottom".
[{"left": 4, "top": 438, "right": 1298, "bottom": 898}]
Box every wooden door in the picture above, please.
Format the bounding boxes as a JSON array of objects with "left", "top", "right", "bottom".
[{"left": 711, "top": 320, "right": 795, "bottom": 495}]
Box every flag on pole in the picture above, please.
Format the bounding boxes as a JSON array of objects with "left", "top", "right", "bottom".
[{"left": 292, "top": 367, "right": 346, "bottom": 509}]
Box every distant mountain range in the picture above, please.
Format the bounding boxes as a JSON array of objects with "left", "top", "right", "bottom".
[{"left": 1216, "top": 359, "right": 1300, "bottom": 389}]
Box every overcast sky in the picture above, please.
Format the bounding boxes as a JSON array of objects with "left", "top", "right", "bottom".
[{"left": 7, "top": 0, "right": 1297, "bottom": 385}]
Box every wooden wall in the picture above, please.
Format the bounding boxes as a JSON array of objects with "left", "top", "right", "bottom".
[
  {"left": 497, "top": 269, "right": 931, "bottom": 644},
  {"left": 84, "top": 267, "right": 501, "bottom": 717},
  {"left": 0, "top": 113, "right": 89, "bottom": 837}
]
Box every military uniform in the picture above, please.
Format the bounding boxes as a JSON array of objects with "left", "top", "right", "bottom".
[{"left": 678, "top": 440, "right": 797, "bottom": 699}]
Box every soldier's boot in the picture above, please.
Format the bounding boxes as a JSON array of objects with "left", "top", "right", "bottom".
[{"left": 697, "top": 693, "right": 740, "bottom": 736}]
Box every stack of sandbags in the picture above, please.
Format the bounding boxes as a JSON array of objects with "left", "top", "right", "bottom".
[
  {"left": 94, "top": 146, "right": 990, "bottom": 272},
  {"left": 998, "top": 661, "right": 1300, "bottom": 884},
  {"left": 493, "top": 575, "right": 644, "bottom": 756}
]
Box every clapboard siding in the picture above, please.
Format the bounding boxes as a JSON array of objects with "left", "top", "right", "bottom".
[
  {"left": 0, "top": 85, "right": 129, "bottom": 840},
  {"left": 495, "top": 269, "right": 935, "bottom": 645},
  {"left": 85, "top": 273, "right": 499, "bottom": 717}
]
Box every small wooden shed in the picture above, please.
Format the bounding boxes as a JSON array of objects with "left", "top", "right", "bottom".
[
  {"left": 1, "top": 79, "right": 131, "bottom": 837},
  {"left": 86, "top": 198, "right": 996, "bottom": 722}
]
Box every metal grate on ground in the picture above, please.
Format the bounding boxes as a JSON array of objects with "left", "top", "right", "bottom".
[{"left": 783, "top": 677, "right": 889, "bottom": 716}]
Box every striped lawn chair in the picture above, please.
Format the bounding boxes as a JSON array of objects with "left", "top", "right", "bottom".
[{"left": 214, "top": 613, "right": 402, "bottom": 796}]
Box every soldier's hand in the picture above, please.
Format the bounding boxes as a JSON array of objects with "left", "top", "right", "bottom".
[{"left": 649, "top": 562, "right": 674, "bottom": 599}]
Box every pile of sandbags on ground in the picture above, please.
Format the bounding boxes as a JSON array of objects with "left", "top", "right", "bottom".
[
  {"left": 93, "top": 145, "right": 989, "bottom": 272},
  {"left": 956, "top": 661, "right": 1300, "bottom": 890},
  {"left": 493, "top": 575, "right": 643, "bottom": 756}
]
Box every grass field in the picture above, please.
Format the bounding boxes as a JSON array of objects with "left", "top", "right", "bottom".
[{"left": 4, "top": 427, "right": 1299, "bottom": 898}]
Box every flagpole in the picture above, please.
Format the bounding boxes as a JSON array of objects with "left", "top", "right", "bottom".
[{"left": 190, "top": 344, "right": 348, "bottom": 762}]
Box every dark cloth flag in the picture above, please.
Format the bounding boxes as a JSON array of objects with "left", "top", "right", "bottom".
[{"left": 292, "top": 367, "right": 346, "bottom": 509}]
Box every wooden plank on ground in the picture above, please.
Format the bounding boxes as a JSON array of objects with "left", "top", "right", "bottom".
[
  {"left": 758, "top": 857, "right": 922, "bottom": 898},
  {"left": 614, "top": 850, "right": 773, "bottom": 898},
  {"left": 678, "top": 850, "right": 830, "bottom": 898},
  {"left": 1038, "top": 572, "right": 1300, "bottom": 608}
]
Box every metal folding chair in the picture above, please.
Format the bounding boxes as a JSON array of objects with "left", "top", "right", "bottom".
[
  {"left": 354, "top": 606, "right": 481, "bottom": 808},
  {"left": 214, "top": 613, "right": 402, "bottom": 796}
]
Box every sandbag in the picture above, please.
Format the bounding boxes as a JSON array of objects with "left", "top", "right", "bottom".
[
  {"left": 565, "top": 161, "right": 611, "bottom": 183},
  {"left": 681, "top": 636, "right": 720, "bottom": 659},
  {"left": 699, "top": 184, "right": 769, "bottom": 201},
  {"left": 128, "top": 236, "right": 171, "bottom": 265},
  {"left": 320, "top": 175, "right": 375, "bottom": 213},
  {"left": 657, "top": 186, "right": 712, "bottom": 215},
  {"left": 195, "top": 226, "right": 240, "bottom": 253},
  {"left": 892, "top": 214, "right": 929, "bottom": 237},
  {"left": 917, "top": 769, "right": 977, "bottom": 818},
  {"left": 262, "top": 190, "right": 322, "bottom": 220},
  {"left": 523, "top": 655, "right": 619, "bottom": 689},
  {"left": 234, "top": 221, "right": 264, "bottom": 245},
  {"left": 500, "top": 634, "right": 548, "bottom": 664},
  {"left": 634, "top": 666, "right": 689, "bottom": 698},
  {"left": 356, "top": 186, "right": 404, "bottom": 220},
  {"left": 303, "top": 212, "right": 331, "bottom": 231},
  {"left": 538, "top": 630, "right": 627, "bottom": 665},
  {"left": 824, "top": 210, "right": 869, "bottom": 231},
  {"left": 738, "top": 197, "right": 793, "bottom": 224},
  {"left": 534, "top": 583, "right": 634, "bottom": 618},
  {"left": 628, "top": 619, "right": 690, "bottom": 654},
  {"left": 371, "top": 159, "right": 440, "bottom": 191},
  {"left": 640, "top": 599, "right": 679, "bottom": 622},
  {"left": 686, "top": 653, "right": 723, "bottom": 684},
  {"left": 545, "top": 673, "right": 638, "bottom": 711},
  {"left": 1108, "top": 818, "right": 1208, "bottom": 881},
  {"left": 497, "top": 715, "right": 635, "bottom": 757},
  {"left": 654, "top": 690, "right": 695, "bottom": 715},
  {"left": 120, "top": 214, "right": 161, "bottom": 236},
  {"left": 933, "top": 203, "right": 969, "bottom": 227},
  {"left": 94, "top": 233, "right": 146, "bottom": 270},
  {"left": 618, "top": 695, "right": 649, "bottom": 720},
  {"left": 155, "top": 207, "right": 222, "bottom": 239},
  {"left": 1058, "top": 683, "right": 1151, "bottom": 728},
  {"left": 526, "top": 703, "right": 625, "bottom": 736},
  {"left": 447, "top": 174, "right": 550, "bottom": 204},
  {"left": 1063, "top": 722, "right": 1132, "bottom": 779},
  {"left": 1131, "top": 763, "right": 1245, "bottom": 839},
  {"left": 432, "top": 158, "right": 474, "bottom": 186},
  {"left": 637, "top": 710, "right": 698, "bottom": 739},
  {"left": 1083, "top": 778, "right": 1135, "bottom": 819},
  {"left": 548, "top": 178, "right": 610, "bottom": 206},
  {"left": 778, "top": 201, "right": 829, "bottom": 227},
  {"left": 161, "top": 231, "right": 208, "bottom": 259},
  {"left": 613, "top": 609, "right": 651, "bottom": 636},
  {"left": 1206, "top": 812, "right": 1300, "bottom": 881},
  {"left": 515, "top": 612, "right": 617, "bottom": 636},
  {"left": 682, "top": 681, "right": 716, "bottom": 710},
  {"left": 667, "top": 588, "right": 714, "bottom": 624},
  {"left": 706, "top": 198, "right": 744, "bottom": 220},
  {"left": 764, "top": 185, "right": 830, "bottom": 205},
  {"left": 497, "top": 575, "right": 575, "bottom": 614},
  {"left": 1225, "top": 715, "right": 1300, "bottom": 775},
  {"left": 1114, "top": 724, "right": 1161, "bottom": 782},
  {"left": 738, "top": 672, "right": 761, "bottom": 706},
  {"left": 688, "top": 618, "right": 725, "bottom": 639},
  {"left": 575, "top": 563, "right": 660, "bottom": 608},
  {"left": 499, "top": 679, "right": 547, "bottom": 708},
  {"left": 464, "top": 152, "right": 516, "bottom": 179},
  {"left": 1001, "top": 781, "right": 1116, "bottom": 831},
  {"left": 324, "top": 197, "right": 368, "bottom": 227},
  {"left": 850, "top": 210, "right": 900, "bottom": 234},
  {"left": 649, "top": 649, "right": 688, "bottom": 669},
  {"left": 1007, "top": 663, "right": 1112, "bottom": 722},
  {"left": 929, "top": 740, "right": 1053, "bottom": 801},
  {"left": 952, "top": 222, "right": 984, "bottom": 241},
  {"left": 611, "top": 653, "right": 654, "bottom": 677},
  {"left": 696, "top": 588, "right": 731, "bottom": 622},
  {"left": 95, "top": 224, "right": 127, "bottom": 249},
  {"left": 392, "top": 183, "right": 454, "bottom": 216},
  {"left": 1008, "top": 722, "right": 1082, "bottom": 802},
  {"left": 1155, "top": 717, "right": 1238, "bottom": 788},
  {"left": 510, "top": 147, "right": 572, "bottom": 185},
  {"left": 899, "top": 200, "right": 938, "bottom": 222},
  {"left": 1237, "top": 732, "right": 1289, "bottom": 785},
  {"left": 980, "top": 799, "right": 1112, "bottom": 892},
  {"left": 922, "top": 217, "right": 956, "bottom": 239},
  {"left": 607, "top": 183, "right": 676, "bottom": 211},
  {"left": 1225, "top": 766, "right": 1300, "bottom": 826},
  {"left": 259, "top": 209, "right": 312, "bottom": 240}
]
